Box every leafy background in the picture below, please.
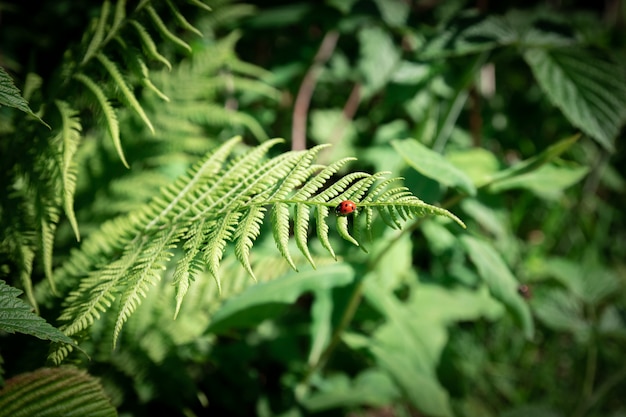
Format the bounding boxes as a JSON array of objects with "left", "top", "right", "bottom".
[{"left": 1, "top": 0, "right": 626, "bottom": 417}]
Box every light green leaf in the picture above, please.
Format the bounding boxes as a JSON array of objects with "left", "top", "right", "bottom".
[
  {"left": 307, "top": 288, "right": 333, "bottom": 365},
  {"left": 486, "top": 134, "right": 580, "bottom": 187},
  {"left": 489, "top": 162, "right": 589, "bottom": 199},
  {"left": 532, "top": 288, "right": 590, "bottom": 343},
  {"left": 446, "top": 147, "right": 500, "bottom": 187},
  {"left": 419, "top": 13, "right": 514, "bottom": 59},
  {"left": 0, "top": 280, "right": 75, "bottom": 345},
  {"left": 301, "top": 370, "right": 399, "bottom": 411},
  {"left": 392, "top": 138, "right": 476, "bottom": 195},
  {"left": 461, "top": 236, "right": 534, "bottom": 339},
  {"left": 358, "top": 26, "right": 401, "bottom": 97},
  {"left": 0, "top": 367, "right": 116, "bottom": 417},
  {"left": 373, "top": 0, "right": 409, "bottom": 26},
  {"left": 208, "top": 264, "right": 355, "bottom": 333},
  {"left": 524, "top": 48, "right": 626, "bottom": 151}
]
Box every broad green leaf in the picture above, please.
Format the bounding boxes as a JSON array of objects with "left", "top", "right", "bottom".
[
  {"left": 208, "top": 264, "right": 355, "bottom": 333},
  {"left": 529, "top": 257, "right": 621, "bottom": 305},
  {"left": 531, "top": 288, "right": 590, "bottom": 343},
  {"left": 362, "top": 281, "right": 500, "bottom": 417},
  {"left": 0, "top": 67, "right": 48, "bottom": 127},
  {"left": 461, "top": 236, "right": 534, "bottom": 339},
  {"left": 524, "top": 48, "right": 626, "bottom": 151},
  {"left": 0, "top": 367, "right": 116, "bottom": 417},
  {"left": 489, "top": 163, "right": 589, "bottom": 199},
  {"left": 301, "top": 370, "right": 399, "bottom": 411},
  {"left": 0, "top": 280, "right": 75, "bottom": 346},
  {"left": 419, "top": 14, "right": 514, "bottom": 59},
  {"left": 446, "top": 147, "right": 499, "bottom": 186},
  {"left": 486, "top": 134, "right": 580, "bottom": 187},
  {"left": 308, "top": 288, "right": 333, "bottom": 365},
  {"left": 392, "top": 138, "right": 476, "bottom": 195},
  {"left": 373, "top": 0, "right": 410, "bottom": 27},
  {"left": 358, "top": 26, "right": 401, "bottom": 97}
]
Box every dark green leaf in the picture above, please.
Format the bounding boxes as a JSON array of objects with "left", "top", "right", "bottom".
[
  {"left": 461, "top": 236, "right": 534, "bottom": 339},
  {"left": 208, "top": 264, "right": 355, "bottom": 332},
  {"left": 524, "top": 48, "right": 626, "bottom": 151},
  {"left": 0, "top": 367, "right": 117, "bottom": 417},
  {"left": 392, "top": 138, "right": 476, "bottom": 195},
  {"left": 0, "top": 280, "right": 75, "bottom": 345},
  {"left": 0, "top": 67, "right": 48, "bottom": 127}
]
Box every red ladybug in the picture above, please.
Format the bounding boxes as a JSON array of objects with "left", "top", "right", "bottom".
[{"left": 335, "top": 200, "right": 357, "bottom": 216}]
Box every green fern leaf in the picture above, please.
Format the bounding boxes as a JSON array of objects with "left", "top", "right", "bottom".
[
  {"left": 234, "top": 205, "right": 266, "bottom": 280},
  {"left": 52, "top": 100, "right": 81, "bottom": 241},
  {"left": 166, "top": 0, "right": 203, "bottom": 37},
  {"left": 52, "top": 138, "right": 465, "bottom": 362},
  {"left": 293, "top": 203, "right": 315, "bottom": 267},
  {"left": 128, "top": 19, "right": 172, "bottom": 71},
  {"left": 337, "top": 216, "right": 359, "bottom": 246},
  {"left": 145, "top": 5, "right": 192, "bottom": 53},
  {"left": 96, "top": 53, "right": 155, "bottom": 135},
  {"left": 103, "top": 0, "right": 127, "bottom": 45},
  {"left": 203, "top": 211, "right": 242, "bottom": 291},
  {"left": 73, "top": 73, "right": 126, "bottom": 167},
  {"left": 272, "top": 202, "right": 297, "bottom": 270},
  {"left": 113, "top": 228, "right": 179, "bottom": 346},
  {"left": 39, "top": 202, "right": 60, "bottom": 293},
  {"left": 187, "top": 0, "right": 212, "bottom": 12},
  {"left": 315, "top": 205, "right": 335, "bottom": 259},
  {"left": 172, "top": 220, "right": 208, "bottom": 319},
  {"left": 81, "top": 0, "right": 110, "bottom": 65}
]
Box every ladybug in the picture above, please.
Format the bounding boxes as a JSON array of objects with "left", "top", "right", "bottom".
[
  {"left": 517, "top": 284, "right": 532, "bottom": 300},
  {"left": 335, "top": 200, "right": 357, "bottom": 216}
]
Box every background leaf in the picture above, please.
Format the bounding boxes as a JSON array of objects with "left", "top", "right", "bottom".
[
  {"left": 208, "top": 264, "right": 355, "bottom": 333},
  {"left": 0, "top": 367, "right": 116, "bottom": 417},
  {"left": 392, "top": 138, "right": 477, "bottom": 195},
  {"left": 461, "top": 236, "right": 534, "bottom": 339},
  {"left": 524, "top": 47, "right": 626, "bottom": 151},
  {"left": 0, "top": 280, "right": 75, "bottom": 345}
]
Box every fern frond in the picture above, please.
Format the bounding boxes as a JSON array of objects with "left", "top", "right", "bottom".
[
  {"left": 203, "top": 211, "right": 241, "bottom": 290},
  {"left": 233, "top": 205, "right": 266, "bottom": 280},
  {"left": 52, "top": 138, "right": 464, "bottom": 362},
  {"left": 337, "top": 216, "right": 359, "bottom": 246},
  {"left": 165, "top": 0, "right": 203, "bottom": 37},
  {"left": 145, "top": 5, "right": 192, "bottom": 53},
  {"left": 272, "top": 202, "right": 297, "bottom": 270},
  {"left": 39, "top": 201, "right": 60, "bottom": 293},
  {"left": 112, "top": 228, "right": 180, "bottom": 346},
  {"left": 187, "top": 0, "right": 212, "bottom": 12},
  {"left": 104, "top": 0, "right": 128, "bottom": 45},
  {"left": 73, "top": 73, "right": 125, "bottom": 167},
  {"left": 315, "top": 205, "right": 335, "bottom": 259},
  {"left": 127, "top": 19, "right": 172, "bottom": 71},
  {"left": 96, "top": 52, "right": 155, "bottom": 135},
  {"left": 52, "top": 100, "right": 81, "bottom": 241},
  {"left": 82, "top": 0, "right": 111, "bottom": 65},
  {"left": 172, "top": 220, "right": 209, "bottom": 319}
]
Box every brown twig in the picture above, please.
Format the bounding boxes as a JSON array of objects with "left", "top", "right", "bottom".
[{"left": 291, "top": 30, "right": 339, "bottom": 150}]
